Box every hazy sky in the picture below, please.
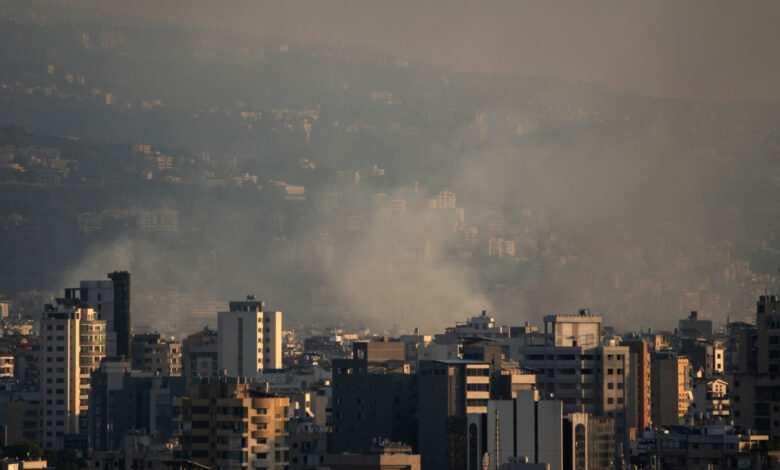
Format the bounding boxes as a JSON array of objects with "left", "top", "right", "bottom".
[{"left": 48, "top": 0, "right": 780, "bottom": 101}]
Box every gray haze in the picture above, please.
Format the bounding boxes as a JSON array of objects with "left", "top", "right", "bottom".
[
  {"left": 1, "top": 0, "right": 778, "bottom": 336},
  {"left": 41, "top": 0, "right": 780, "bottom": 101}
]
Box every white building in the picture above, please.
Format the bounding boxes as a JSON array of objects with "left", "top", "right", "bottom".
[
  {"left": 217, "top": 296, "right": 282, "bottom": 377},
  {"left": 40, "top": 298, "right": 106, "bottom": 449}
]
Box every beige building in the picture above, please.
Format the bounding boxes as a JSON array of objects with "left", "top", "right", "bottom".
[
  {"left": 218, "top": 297, "right": 282, "bottom": 377},
  {"left": 543, "top": 311, "right": 601, "bottom": 348},
  {"left": 39, "top": 298, "right": 106, "bottom": 448},
  {"left": 0, "top": 460, "right": 49, "bottom": 470},
  {"left": 691, "top": 377, "right": 730, "bottom": 424},
  {"left": 131, "top": 333, "right": 182, "bottom": 376},
  {"left": 0, "top": 354, "right": 14, "bottom": 377},
  {"left": 174, "top": 377, "right": 290, "bottom": 470},
  {"left": 322, "top": 454, "right": 420, "bottom": 470}
]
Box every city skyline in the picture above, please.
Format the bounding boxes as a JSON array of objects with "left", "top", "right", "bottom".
[{"left": 0, "top": 1, "right": 778, "bottom": 468}]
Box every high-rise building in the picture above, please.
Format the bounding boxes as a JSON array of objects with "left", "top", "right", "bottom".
[
  {"left": 651, "top": 354, "right": 692, "bottom": 426},
  {"left": 218, "top": 296, "right": 282, "bottom": 377},
  {"left": 417, "top": 360, "right": 490, "bottom": 470},
  {"left": 39, "top": 296, "right": 106, "bottom": 449},
  {"left": 68, "top": 271, "right": 131, "bottom": 357},
  {"left": 621, "top": 339, "right": 651, "bottom": 434},
  {"left": 173, "top": 377, "right": 290, "bottom": 470},
  {"left": 733, "top": 293, "right": 780, "bottom": 438},
  {"left": 330, "top": 342, "right": 416, "bottom": 454}
]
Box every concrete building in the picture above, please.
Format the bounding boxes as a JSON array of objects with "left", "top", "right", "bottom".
[
  {"left": 217, "top": 296, "right": 282, "bottom": 377},
  {"left": 5, "top": 399, "right": 41, "bottom": 444},
  {"left": 465, "top": 391, "right": 613, "bottom": 470},
  {"left": 620, "top": 339, "right": 651, "bottom": 434},
  {"left": 543, "top": 311, "right": 601, "bottom": 348},
  {"left": 678, "top": 338, "right": 717, "bottom": 377},
  {"left": 130, "top": 333, "right": 182, "bottom": 376},
  {"left": 691, "top": 377, "right": 730, "bottom": 425},
  {"left": 182, "top": 327, "right": 218, "bottom": 384},
  {"left": 446, "top": 311, "right": 508, "bottom": 339},
  {"left": 289, "top": 418, "right": 327, "bottom": 470},
  {"left": 490, "top": 367, "right": 537, "bottom": 400},
  {"left": 651, "top": 354, "right": 692, "bottom": 427},
  {"left": 330, "top": 342, "right": 416, "bottom": 454},
  {"left": 353, "top": 340, "right": 405, "bottom": 366},
  {"left": 513, "top": 313, "right": 631, "bottom": 454},
  {"left": 418, "top": 360, "right": 490, "bottom": 470},
  {"left": 733, "top": 293, "right": 780, "bottom": 438},
  {"left": 173, "top": 377, "right": 290, "bottom": 470},
  {"left": 0, "top": 354, "right": 13, "bottom": 377},
  {"left": 39, "top": 297, "right": 106, "bottom": 449},
  {"left": 90, "top": 434, "right": 173, "bottom": 470},
  {"left": 0, "top": 460, "right": 48, "bottom": 470},
  {"left": 88, "top": 358, "right": 186, "bottom": 451},
  {"left": 633, "top": 424, "right": 768, "bottom": 470},
  {"left": 68, "top": 271, "right": 131, "bottom": 357},
  {"left": 678, "top": 311, "right": 713, "bottom": 340},
  {"left": 323, "top": 441, "right": 420, "bottom": 470}
]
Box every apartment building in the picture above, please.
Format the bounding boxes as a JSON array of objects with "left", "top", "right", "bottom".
[
  {"left": 621, "top": 339, "right": 651, "bottom": 433},
  {"left": 67, "top": 271, "right": 131, "bottom": 357},
  {"left": 218, "top": 297, "right": 282, "bottom": 377},
  {"left": 417, "top": 360, "right": 490, "bottom": 470},
  {"left": 131, "top": 333, "right": 182, "bottom": 376},
  {"left": 0, "top": 353, "right": 14, "bottom": 377},
  {"left": 733, "top": 293, "right": 780, "bottom": 438},
  {"left": 183, "top": 327, "right": 218, "bottom": 384},
  {"left": 691, "top": 377, "right": 731, "bottom": 424},
  {"left": 330, "top": 342, "right": 416, "bottom": 454},
  {"left": 89, "top": 358, "right": 186, "bottom": 451},
  {"left": 39, "top": 297, "right": 106, "bottom": 449},
  {"left": 174, "top": 377, "right": 290, "bottom": 470}
]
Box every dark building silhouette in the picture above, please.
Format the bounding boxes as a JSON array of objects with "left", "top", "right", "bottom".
[
  {"left": 329, "top": 341, "right": 417, "bottom": 454},
  {"left": 66, "top": 271, "right": 132, "bottom": 357},
  {"left": 417, "top": 360, "right": 490, "bottom": 470},
  {"left": 109, "top": 271, "right": 132, "bottom": 357},
  {"left": 733, "top": 293, "right": 780, "bottom": 439},
  {"left": 88, "top": 358, "right": 186, "bottom": 451}
]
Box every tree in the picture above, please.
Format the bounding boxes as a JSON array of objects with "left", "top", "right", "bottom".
[{"left": 2, "top": 442, "right": 45, "bottom": 460}]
